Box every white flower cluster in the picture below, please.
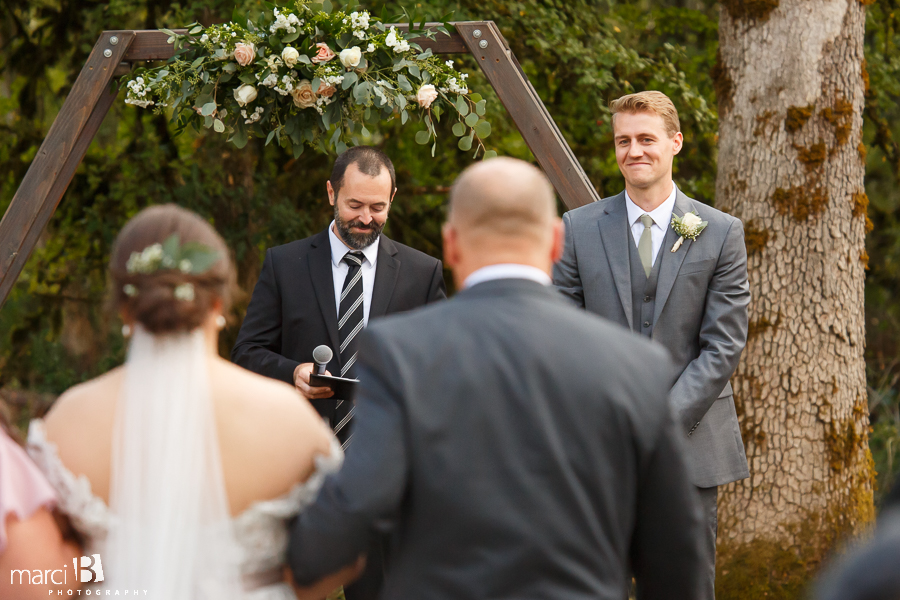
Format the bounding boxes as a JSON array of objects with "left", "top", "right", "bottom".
[
  {"left": 125, "top": 77, "right": 154, "bottom": 109},
  {"left": 241, "top": 106, "right": 264, "bottom": 124},
  {"left": 350, "top": 11, "right": 370, "bottom": 39},
  {"left": 126, "top": 243, "right": 164, "bottom": 274},
  {"left": 315, "top": 94, "right": 336, "bottom": 114},
  {"left": 259, "top": 73, "right": 278, "bottom": 87},
  {"left": 441, "top": 74, "right": 469, "bottom": 95},
  {"left": 173, "top": 283, "right": 195, "bottom": 302},
  {"left": 366, "top": 43, "right": 375, "bottom": 53},
  {"left": 322, "top": 73, "right": 345, "bottom": 87},
  {"left": 273, "top": 73, "right": 298, "bottom": 96},
  {"left": 385, "top": 27, "right": 410, "bottom": 53},
  {"left": 270, "top": 8, "right": 302, "bottom": 34}
]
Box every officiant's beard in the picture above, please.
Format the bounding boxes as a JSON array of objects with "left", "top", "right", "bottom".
[{"left": 335, "top": 207, "right": 384, "bottom": 250}]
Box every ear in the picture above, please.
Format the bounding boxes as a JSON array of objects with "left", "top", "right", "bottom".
[
  {"left": 442, "top": 222, "right": 460, "bottom": 269},
  {"left": 672, "top": 131, "right": 684, "bottom": 156},
  {"left": 327, "top": 181, "right": 336, "bottom": 206},
  {"left": 550, "top": 218, "right": 566, "bottom": 264}
]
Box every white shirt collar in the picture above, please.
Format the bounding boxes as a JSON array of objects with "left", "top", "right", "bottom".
[
  {"left": 328, "top": 220, "right": 380, "bottom": 267},
  {"left": 463, "top": 264, "right": 552, "bottom": 289},
  {"left": 624, "top": 183, "right": 677, "bottom": 228}
]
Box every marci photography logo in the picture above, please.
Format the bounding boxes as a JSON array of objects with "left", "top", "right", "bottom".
[{"left": 8, "top": 554, "right": 149, "bottom": 596}]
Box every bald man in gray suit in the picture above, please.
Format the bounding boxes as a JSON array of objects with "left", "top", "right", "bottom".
[
  {"left": 553, "top": 91, "right": 751, "bottom": 600},
  {"left": 289, "top": 157, "right": 705, "bottom": 600}
]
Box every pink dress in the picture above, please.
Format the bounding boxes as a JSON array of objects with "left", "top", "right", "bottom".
[{"left": 0, "top": 427, "right": 57, "bottom": 553}]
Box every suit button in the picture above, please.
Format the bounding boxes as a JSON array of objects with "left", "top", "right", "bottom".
[
  {"left": 643, "top": 295, "right": 651, "bottom": 303},
  {"left": 643, "top": 321, "right": 651, "bottom": 328}
]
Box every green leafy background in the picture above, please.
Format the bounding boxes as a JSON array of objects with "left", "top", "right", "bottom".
[{"left": 1, "top": 0, "right": 899, "bottom": 506}]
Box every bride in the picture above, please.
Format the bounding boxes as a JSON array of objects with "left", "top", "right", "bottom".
[{"left": 27, "top": 204, "right": 359, "bottom": 599}]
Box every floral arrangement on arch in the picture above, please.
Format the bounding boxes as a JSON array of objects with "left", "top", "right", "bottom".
[{"left": 122, "top": 0, "right": 495, "bottom": 158}]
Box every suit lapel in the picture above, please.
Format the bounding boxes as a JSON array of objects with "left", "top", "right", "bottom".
[
  {"left": 598, "top": 192, "right": 634, "bottom": 330},
  {"left": 370, "top": 236, "right": 399, "bottom": 319},
  {"left": 307, "top": 230, "right": 341, "bottom": 360},
  {"left": 653, "top": 189, "right": 695, "bottom": 324}
]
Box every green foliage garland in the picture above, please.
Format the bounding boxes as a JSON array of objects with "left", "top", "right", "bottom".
[{"left": 123, "top": 1, "right": 494, "bottom": 158}]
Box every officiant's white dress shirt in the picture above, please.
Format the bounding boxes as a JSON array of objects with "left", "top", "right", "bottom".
[
  {"left": 328, "top": 221, "right": 379, "bottom": 326},
  {"left": 625, "top": 183, "right": 677, "bottom": 267}
]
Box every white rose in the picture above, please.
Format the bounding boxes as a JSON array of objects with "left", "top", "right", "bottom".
[
  {"left": 339, "top": 47, "right": 362, "bottom": 68},
  {"left": 416, "top": 84, "right": 438, "bottom": 109},
  {"left": 282, "top": 46, "right": 300, "bottom": 67},
  {"left": 682, "top": 212, "right": 703, "bottom": 229},
  {"left": 233, "top": 83, "right": 258, "bottom": 106}
]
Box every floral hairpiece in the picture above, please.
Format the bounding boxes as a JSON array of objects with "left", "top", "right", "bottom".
[{"left": 123, "top": 234, "right": 220, "bottom": 301}]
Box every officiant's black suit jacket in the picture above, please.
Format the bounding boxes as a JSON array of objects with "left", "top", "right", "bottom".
[
  {"left": 231, "top": 228, "right": 446, "bottom": 419},
  {"left": 290, "top": 278, "right": 705, "bottom": 600}
]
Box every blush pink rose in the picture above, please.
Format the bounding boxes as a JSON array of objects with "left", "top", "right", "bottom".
[
  {"left": 233, "top": 42, "right": 256, "bottom": 67},
  {"left": 416, "top": 84, "right": 439, "bottom": 109},
  {"left": 311, "top": 42, "right": 336, "bottom": 64},
  {"left": 292, "top": 80, "right": 317, "bottom": 109},
  {"left": 317, "top": 81, "right": 337, "bottom": 98}
]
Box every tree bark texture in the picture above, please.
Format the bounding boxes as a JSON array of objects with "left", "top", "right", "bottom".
[{"left": 715, "top": 0, "right": 874, "bottom": 595}]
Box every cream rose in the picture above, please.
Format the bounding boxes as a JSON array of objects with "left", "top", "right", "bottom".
[
  {"left": 311, "top": 42, "right": 336, "bottom": 64},
  {"left": 317, "top": 81, "right": 337, "bottom": 99},
  {"left": 682, "top": 212, "right": 703, "bottom": 231},
  {"left": 281, "top": 46, "right": 300, "bottom": 67},
  {"left": 233, "top": 42, "right": 256, "bottom": 67},
  {"left": 416, "top": 84, "right": 439, "bottom": 109},
  {"left": 292, "top": 80, "right": 317, "bottom": 108},
  {"left": 233, "top": 84, "right": 258, "bottom": 106},
  {"left": 339, "top": 47, "right": 362, "bottom": 68}
]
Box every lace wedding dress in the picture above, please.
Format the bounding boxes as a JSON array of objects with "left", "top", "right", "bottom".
[{"left": 26, "top": 327, "right": 343, "bottom": 599}]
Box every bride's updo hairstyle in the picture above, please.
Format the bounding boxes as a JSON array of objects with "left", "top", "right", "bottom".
[{"left": 109, "top": 204, "right": 236, "bottom": 334}]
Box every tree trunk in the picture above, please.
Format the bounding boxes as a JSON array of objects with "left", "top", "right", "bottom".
[{"left": 714, "top": 0, "right": 874, "bottom": 596}]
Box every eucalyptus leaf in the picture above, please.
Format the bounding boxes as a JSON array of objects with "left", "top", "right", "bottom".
[
  {"left": 409, "top": 65, "right": 420, "bottom": 78},
  {"left": 322, "top": 0, "right": 333, "bottom": 14},
  {"left": 452, "top": 122, "right": 465, "bottom": 137},
  {"left": 232, "top": 124, "right": 248, "bottom": 149},
  {"left": 266, "top": 130, "right": 276, "bottom": 146},
  {"left": 298, "top": 54, "right": 311, "bottom": 64},
  {"left": 361, "top": 126, "right": 371, "bottom": 137},
  {"left": 465, "top": 113, "right": 479, "bottom": 127},
  {"left": 475, "top": 121, "right": 492, "bottom": 138},
  {"left": 200, "top": 102, "right": 217, "bottom": 116},
  {"left": 458, "top": 135, "right": 473, "bottom": 151},
  {"left": 336, "top": 140, "right": 348, "bottom": 154},
  {"left": 282, "top": 30, "right": 300, "bottom": 43},
  {"left": 483, "top": 150, "right": 498, "bottom": 160},
  {"left": 415, "top": 130, "right": 431, "bottom": 145},
  {"left": 293, "top": 143, "right": 304, "bottom": 159},
  {"left": 456, "top": 96, "right": 469, "bottom": 116},
  {"left": 342, "top": 71, "right": 359, "bottom": 90},
  {"left": 311, "top": 77, "right": 321, "bottom": 92},
  {"left": 189, "top": 26, "right": 203, "bottom": 35},
  {"left": 397, "top": 74, "right": 412, "bottom": 92},
  {"left": 401, "top": 109, "right": 409, "bottom": 124},
  {"left": 470, "top": 93, "right": 483, "bottom": 103},
  {"left": 476, "top": 100, "right": 487, "bottom": 116},
  {"left": 191, "top": 56, "right": 205, "bottom": 69},
  {"left": 214, "top": 119, "right": 225, "bottom": 133}
]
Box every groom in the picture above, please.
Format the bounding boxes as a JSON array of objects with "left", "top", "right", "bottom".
[{"left": 553, "top": 91, "right": 750, "bottom": 600}]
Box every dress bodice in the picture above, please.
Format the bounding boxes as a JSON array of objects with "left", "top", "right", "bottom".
[{"left": 26, "top": 419, "right": 343, "bottom": 599}]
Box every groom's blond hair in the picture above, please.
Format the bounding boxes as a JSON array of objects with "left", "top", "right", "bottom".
[{"left": 609, "top": 91, "right": 681, "bottom": 137}]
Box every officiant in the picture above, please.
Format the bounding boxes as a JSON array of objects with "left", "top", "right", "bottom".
[
  {"left": 232, "top": 146, "right": 446, "bottom": 443},
  {"left": 232, "top": 146, "right": 445, "bottom": 600}
]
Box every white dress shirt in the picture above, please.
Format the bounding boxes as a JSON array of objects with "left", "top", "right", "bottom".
[
  {"left": 625, "top": 184, "right": 677, "bottom": 267},
  {"left": 328, "top": 221, "right": 379, "bottom": 326},
  {"left": 463, "top": 263, "right": 552, "bottom": 289}
]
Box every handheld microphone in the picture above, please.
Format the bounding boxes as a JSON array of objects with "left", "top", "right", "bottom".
[{"left": 312, "top": 345, "right": 333, "bottom": 375}]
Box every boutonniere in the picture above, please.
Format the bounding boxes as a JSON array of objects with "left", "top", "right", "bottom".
[{"left": 670, "top": 211, "right": 708, "bottom": 252}]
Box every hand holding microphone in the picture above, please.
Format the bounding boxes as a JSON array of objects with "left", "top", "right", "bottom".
[{"left": 294, "top": 345, "right": 336, "bottom": 400}]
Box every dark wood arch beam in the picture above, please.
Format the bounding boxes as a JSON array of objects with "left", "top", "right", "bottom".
[{"left": 0, "top": 22, "right": 599, "bottom": 308}]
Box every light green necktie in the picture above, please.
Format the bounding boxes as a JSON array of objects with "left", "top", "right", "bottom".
[{"left": 638, "top": 214, "right": 653, "bottom": 278}]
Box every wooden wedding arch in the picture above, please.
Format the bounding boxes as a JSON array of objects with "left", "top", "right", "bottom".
[{"left": 0, "top": 22, "right": 600, "bottom": 309}]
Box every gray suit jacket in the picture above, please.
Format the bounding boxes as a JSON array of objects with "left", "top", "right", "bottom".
[
  {"left": 553, "top": 189, "right": 751, "bottom": 488},
  {"left": 291, "top": 278, "right": 705, "bottom": 600}
]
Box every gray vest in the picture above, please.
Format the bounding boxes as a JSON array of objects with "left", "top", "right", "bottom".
[{"left": 627, "top": 233, "right": 662, "bottom": 338}]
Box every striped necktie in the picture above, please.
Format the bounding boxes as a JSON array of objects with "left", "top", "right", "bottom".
[{"left": 334, "top": 250, "right": 365, "bottom": 447}]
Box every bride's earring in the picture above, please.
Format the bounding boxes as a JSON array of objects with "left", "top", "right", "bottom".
[
  {"left": 122, "top": 324, "right": 132, "bottom": 338},
  {"left": 215, "top": 315, "right": 226, "bottom": 330}
]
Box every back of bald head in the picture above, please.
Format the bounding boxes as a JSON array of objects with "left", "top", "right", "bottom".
[{"left": 448, "top": 157, "right": 557, "bottom": 247}]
